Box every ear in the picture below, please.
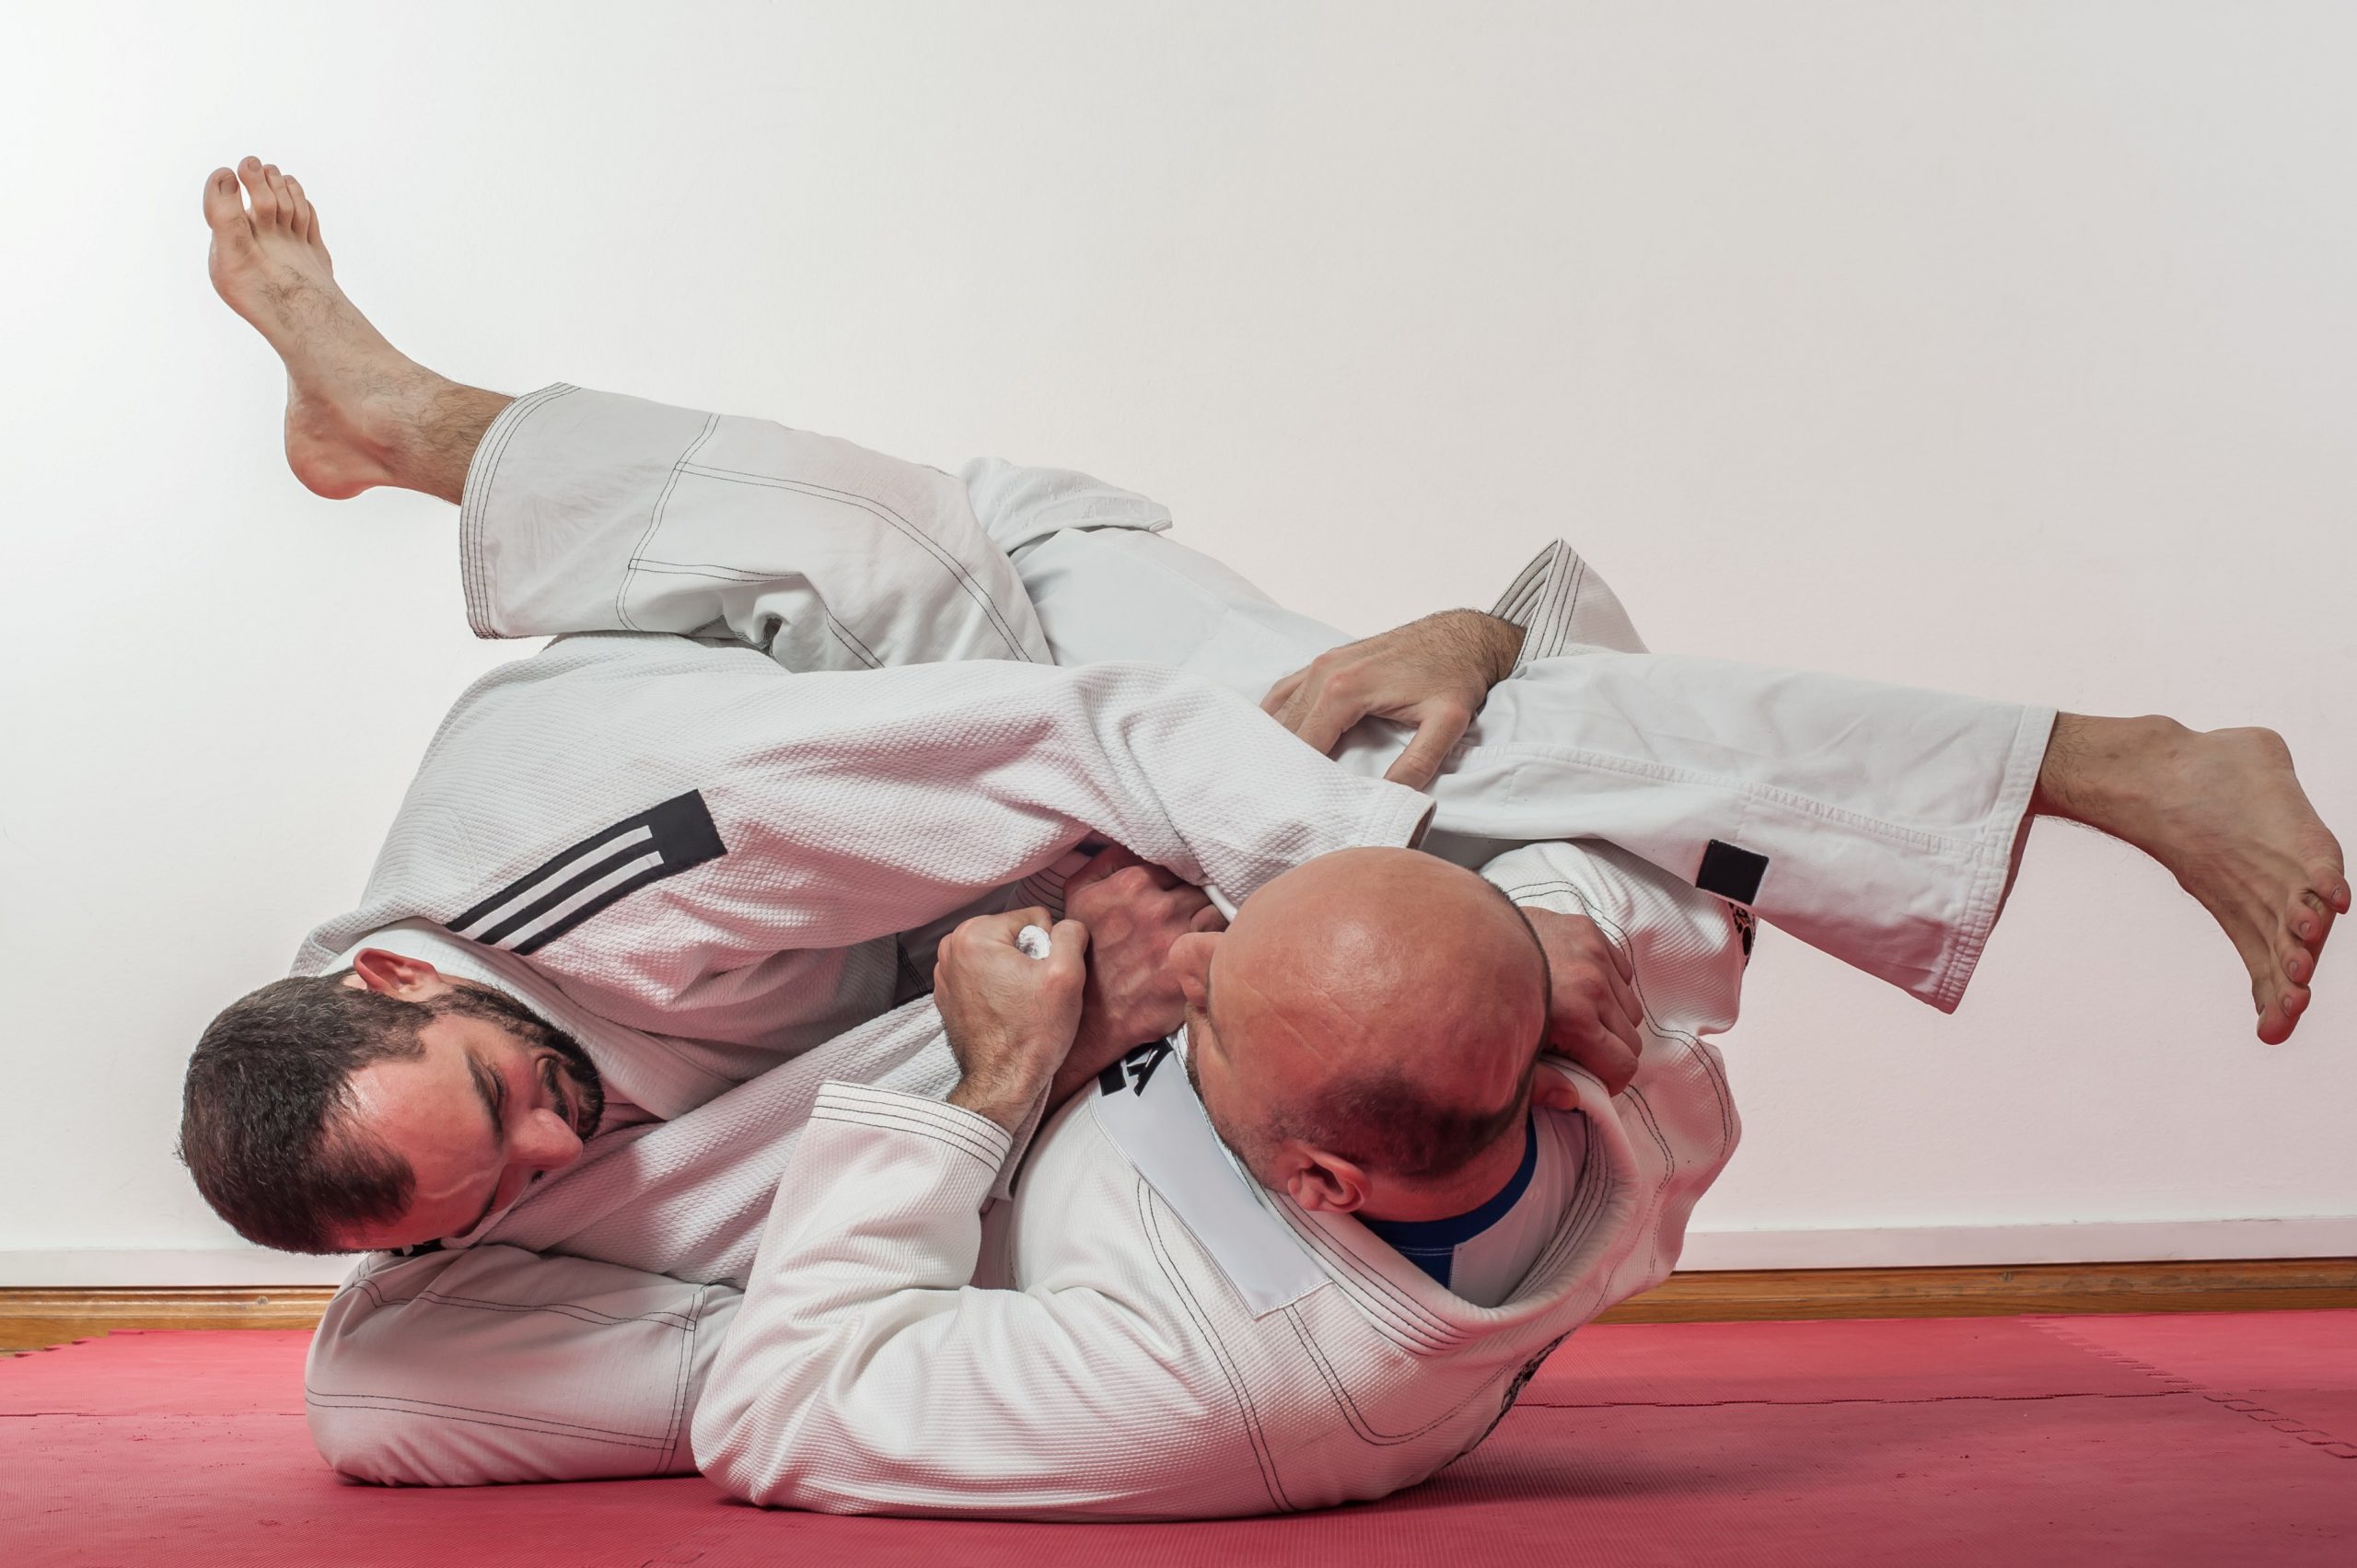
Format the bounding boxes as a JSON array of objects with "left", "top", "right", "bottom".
[
  {"left": 347, "top": 948, "right": 448, "bottom": 999},
  {"left": 1169, "top": 930, "right": 1220, "bottom": 1007},
  {"left": 1281, "top": 1145, "right": 1372, "bottom": 1214},
  {"left": 1531, "top": 1072, "right": 1583, "bottom": 1112}
]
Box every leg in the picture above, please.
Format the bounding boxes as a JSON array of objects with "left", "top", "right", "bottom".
[
  {"left": 986, "top": 517, "right": 2347, "bottom": 1040},
  {"left": 307, "top": 1244, "right": 737, "bottom": 1484},
  {"left": 205, "top": 159, "right": 1046, "bottom": 670}
]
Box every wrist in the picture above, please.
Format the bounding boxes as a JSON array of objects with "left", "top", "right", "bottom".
[
  {"left": 947, "top": 1072, "right": 1047, "bottom": 1134},
  {"left": 1469, "top": 610, "right": 1526, "bottom": 684}
]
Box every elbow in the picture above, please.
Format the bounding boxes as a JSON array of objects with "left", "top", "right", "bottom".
[{"left": 691, "top": 1391, "right": 803, "bottom": 1508}]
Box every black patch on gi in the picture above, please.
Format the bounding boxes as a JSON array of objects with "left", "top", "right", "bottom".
[
  {"left": 1695, "top": 838, "right": 1768, "bottom": 906},
  {"left": 1730, "top": 905, "right": 1757, "bottom": 960},
  {"left": 447, "top": 790, "right": 726, "bottom": 956},
  {"left": 1097, "top": 1039, "right": 1175, "bottom": 1098}
]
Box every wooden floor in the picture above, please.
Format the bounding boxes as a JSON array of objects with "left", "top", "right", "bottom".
[{"left": 6, "top": 1257, "right": 2354, "bottom": 1353}]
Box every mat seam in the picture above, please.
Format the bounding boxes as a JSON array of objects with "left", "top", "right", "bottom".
[{"left": 2025, "top": 1317, "right": 2356, "bottom": 1459}]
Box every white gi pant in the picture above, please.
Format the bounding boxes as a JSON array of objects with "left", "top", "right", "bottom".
[{"left": 306, "top": 386, "right": 2053, "bottom": 1495}]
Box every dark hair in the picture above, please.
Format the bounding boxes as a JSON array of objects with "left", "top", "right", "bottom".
[
  {"left": 1279, "top": 1058, "right": 1537, "bottom": 1182},
  {"left": 178, "top": 975, "right": 431, "bottom": 1254}
]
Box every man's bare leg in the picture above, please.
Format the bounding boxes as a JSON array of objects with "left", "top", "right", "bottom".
[
  {"left": 204, "top": 158, "right": 503, "bottom": 503},
  {"left": 2025, "top": 714, "right": 2346, "bottom": 1044}
]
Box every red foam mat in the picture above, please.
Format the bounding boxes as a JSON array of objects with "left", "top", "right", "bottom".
[
  {"left": 1524, "top": 1315, "right": 2160, "bottom": 1406},
  {"left": 0, "top": 1330, "right": 309, "bottom": 1416},
  {"left": 6, "top": 1312, "right": 2353, "bottom": 1567}
]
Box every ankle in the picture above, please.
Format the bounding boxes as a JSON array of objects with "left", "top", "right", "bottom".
[
  {"left": 2033, "top": 713, "right": 2191, "bottom": 835},
  {"left": 371, "top": 371, "right": 502, "bottom": 503}
]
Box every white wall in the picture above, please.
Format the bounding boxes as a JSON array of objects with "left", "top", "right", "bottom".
[{"left": 3, "top": 2, "right": 2350, "bottom": 1284}]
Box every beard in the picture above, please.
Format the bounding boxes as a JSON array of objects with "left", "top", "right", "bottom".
[{"left": 426, "top": 982, "right": 608, "bottom": 1139}]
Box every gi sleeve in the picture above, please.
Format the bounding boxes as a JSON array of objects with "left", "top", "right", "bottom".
[
  {"left": 457, "top": 385, "right": 1051, "bottom": 671},
  {"left": 691, "top": 1084, "right": 1260, "bottom": 1518},
  {"left": 367, "top": 646, "right": 1434, "bottom": 1047}
]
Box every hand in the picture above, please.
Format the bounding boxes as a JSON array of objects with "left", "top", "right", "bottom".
[
  {"left": 1260, "top": 610, "right": 1526, "bottom": 790},
  {"left": 1051, "top": 846, "right": 1226, "bottom": 1103},
  {"left": 935, "top": 908, "right": 1090, "bottom": 1131},
  {"left": 1525, "top": 908, "right": 1643, "bottom": 1097}
]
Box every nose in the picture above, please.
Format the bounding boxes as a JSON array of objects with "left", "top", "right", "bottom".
[{"left": 513, "top": 1106, "right": 584, "bottom": 1174}]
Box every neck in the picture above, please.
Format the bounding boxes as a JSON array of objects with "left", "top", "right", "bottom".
[{"left": 1355, "top": 1117, "right": 1531, "bottom": 1224}]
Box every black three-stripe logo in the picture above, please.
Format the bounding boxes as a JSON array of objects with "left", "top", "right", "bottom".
[
  {"left": 446, "top": 791, "right": 726, "bottom": 956},
  {"left": 1097, "top": 1039, "right": 1175, "bottom": 1098}
]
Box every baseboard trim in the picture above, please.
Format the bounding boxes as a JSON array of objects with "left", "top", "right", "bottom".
[
  {"left": 6, "top": 1258, "right": 2352, "bottom": 1353},
  {"left": 1590, "top": 1255, "right": 2357, "bottom": 1324}
]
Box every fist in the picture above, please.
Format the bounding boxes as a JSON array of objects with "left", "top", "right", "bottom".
[
  {"left": 935, "top": 908, "right": 1089, "bottom": 1130},
  {"left": 1525, "top": 907, "right": 1643, "bottom": 1097},
  {"left": 1063, "top": 846, "right": 1225, "bottom": 1065}
]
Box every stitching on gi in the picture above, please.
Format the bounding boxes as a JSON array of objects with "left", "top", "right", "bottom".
[
  {"left": 1266, "top": 1203, "right": 1459, "bottom": 1353},
  {"left": 623, "top": 561, "right": 793, "bottom": 581},
  {"left": 1537, "top": 551, "right": 1579, "bottom": 662},
  {"left": 1491, "top": 541, "right": 1554, "bottom": 626},
  {"left": 1280, "top": 1307, "right": 1480, "bottom": 1446},
  {"left": 351, "top": 1277, "right": 697, "bottom": 1330},
  {"left": 618, "top": 413, "right": 721, "bottom": 633},
  {"left": 679, "top": 461, "right": 1026, "bottom": 652},
  {"left": 1555, "top": 554, "right": 1587, "bottom": 659},
  {"left": 459, "top": 383, "right": 577, "bottom": 636},
  {"left": 302, "top": 1395, "right": 672, "bottom": 1450},
  {"left": 674, "top": 462, "right": 1035, "bottom": 662},
  {"left": 1139, "top": 1178, "right": 1294, "bottom": 1513},
  {"left": 808, "top": 1106, "right": 1005, "bottom": 1170},
  {"left": 1619, "top": 1085, "right": 1678, "bottom": 1283},
  {"left": 1525, "top": 1112, "right": 1617, "bottom": 1286},
  {"left": 657, "top": 1283, "right": 704, "bottom": 1473},
  {"left": 1927, "top": 703, "right": 2055, "bottom": 1011},
  {"left": 302, "top": 1385, "right": 672, "bottom": 1442},
  {"left": 826, "top": 614, "right": 885, "bottom": 670}
]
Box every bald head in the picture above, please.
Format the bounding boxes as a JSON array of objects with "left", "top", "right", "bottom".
[{"left": 1175, "top": 848, "right": 1550, "bottom": 1216}]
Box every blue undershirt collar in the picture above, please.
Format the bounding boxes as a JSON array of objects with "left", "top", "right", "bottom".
[{"left": 1356, "top": 1113, "right": 1539, "bottom": 1286}]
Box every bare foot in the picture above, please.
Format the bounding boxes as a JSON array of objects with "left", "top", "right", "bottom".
[
  {"left": 204, "top": 157, "right": 459, "bottom": 499},
  {"left": 2038, "top": 714, "right": 2349, "bottom": 1043}
]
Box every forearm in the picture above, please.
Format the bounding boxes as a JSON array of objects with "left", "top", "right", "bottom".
[
  {"left": 691, "top": 1087, "right": 1054, "bottom": 1510},
  {"left": 722, "top": 660, "right": 1433, "bottom": 935}
]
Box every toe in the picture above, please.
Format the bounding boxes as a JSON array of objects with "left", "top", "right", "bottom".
[
  {"left": 202, "top": 168, "right": 247, "bottom": 233},
  {"left": 2255, "top": 982, "right": 2305, "bottom": 1043},
  {"left": 284, "top": 174, "right": 316, "bottom": 241},
  {"left": 2313, "top": 863, "right": 2351, "bottom": 915},
  {"left": 261, "top": 164, "right": 291, "bottom": 227},
  {"left": 2290, "top": 889, "right": 2336, "bottom": 960},
  {"left": 238, "top": 157, "right": 277, "bottom": 226}
]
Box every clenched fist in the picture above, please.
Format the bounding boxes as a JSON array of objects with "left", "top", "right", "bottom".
[
  {"left": 936, "top": 908, "right": 1090, "bottom": 1132},
  {"left": 1053, "top": 846, "right": 1226, "bottom": 1101}
]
